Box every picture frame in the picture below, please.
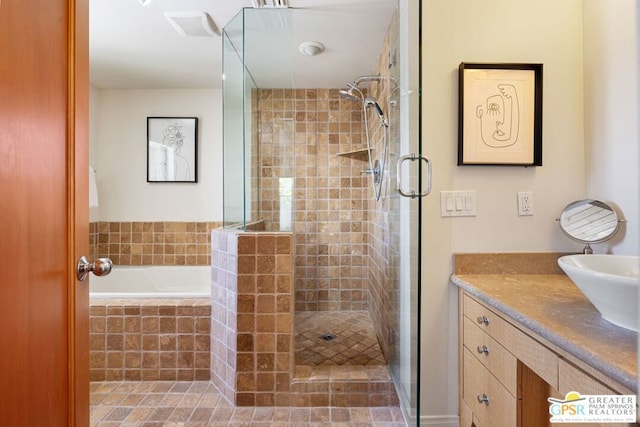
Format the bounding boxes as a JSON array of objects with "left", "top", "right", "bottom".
[
  {"left": 458, "top": 63, "right": 543, "bottom": 166},
  {"left": 147, "top": 117, "right": 198, "bottom": 182}
]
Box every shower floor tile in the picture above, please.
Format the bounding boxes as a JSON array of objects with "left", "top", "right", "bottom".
[{"left": 295, "top": 311, "right": 386, "bottom": 366}]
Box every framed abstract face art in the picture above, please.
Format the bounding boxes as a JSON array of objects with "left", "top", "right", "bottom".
[{"left": 458, "top": 63, "right": 543, "bottom": 166}]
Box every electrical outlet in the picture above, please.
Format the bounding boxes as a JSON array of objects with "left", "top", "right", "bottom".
[
  {"left": 518, "top": 191, "right": 533, "bottom": 215},
  {"left": 517, "top": 191, "right": 534, "bottom": 216}
]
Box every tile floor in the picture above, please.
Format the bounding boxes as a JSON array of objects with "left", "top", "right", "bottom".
[
  {"left": 295, "top": 312, "right": 386, "bottom": 366},
  {"left": 91, "top": 381, "right": 406, "bottom": 426}
]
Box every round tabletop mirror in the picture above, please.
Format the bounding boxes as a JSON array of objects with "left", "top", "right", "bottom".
[{"left": 558, "top": 199, "right": 621, "bottom": 253}]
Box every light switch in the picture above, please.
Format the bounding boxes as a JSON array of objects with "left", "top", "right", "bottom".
[
  {"left": 446, "top": 197, "right": 454, "bottom": 211},
  {"left": 440, "top": 190, "right": 476, "bottom": 217},
  {"left": 465, "top": 195, "right": 473, "bottom": 211}
]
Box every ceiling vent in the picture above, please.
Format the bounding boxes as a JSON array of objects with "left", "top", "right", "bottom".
[
  {"left": 164, "top": 12, "right": 220, "bottom": 37},
  {"left": 251, "top": 0, "right": 289, "bottom": 8}
]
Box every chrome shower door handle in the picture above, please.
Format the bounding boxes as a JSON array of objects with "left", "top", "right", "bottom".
[
  {"left": 396, "top": 153, "right": 432, "bottom": 198},
  {"left": 77, "top": 256, "right": 113, "bottom": 281}
]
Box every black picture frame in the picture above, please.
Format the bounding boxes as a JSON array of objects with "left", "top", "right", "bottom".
[
  {"left": 147, "top": 117, "right": 198, "bottom": 183},
  {"left": 458, "top": 63, "right": 543, "bottom": 166}
]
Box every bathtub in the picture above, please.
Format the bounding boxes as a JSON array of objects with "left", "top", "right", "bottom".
[{"left": 89, "top": 265, "right": 211, "bottom": 298}]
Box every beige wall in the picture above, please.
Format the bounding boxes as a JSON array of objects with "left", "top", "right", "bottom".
[
  {"left": 421, "top": 0, "right": 638, "bottom": 423},
  {"left": 421, "top": 0, "right": 586, "bottom": 422},
  {"left": 583, "top": 0, "right": 639, "bottom": 256}
]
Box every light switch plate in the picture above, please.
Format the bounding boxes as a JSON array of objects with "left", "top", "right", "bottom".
[{"left": 440, "top": 190, "right": 476, "bottom": 217}]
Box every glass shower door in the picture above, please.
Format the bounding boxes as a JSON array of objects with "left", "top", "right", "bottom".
[{"left": 388, "top": 0, "right": 422, "bottom": 424}]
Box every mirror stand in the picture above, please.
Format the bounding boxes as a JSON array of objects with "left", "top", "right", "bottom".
[{"left": 557, "top": 199, "right": 624, "bottom": 253}]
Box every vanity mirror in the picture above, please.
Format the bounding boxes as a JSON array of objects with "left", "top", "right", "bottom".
[{"left": 558, "top": 199, "right": 623, "bottom": 253}]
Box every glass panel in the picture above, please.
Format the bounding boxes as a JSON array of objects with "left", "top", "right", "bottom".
[
  {"left": 388, "top": 0, "right": 421, "bottom": 424},
  {"left": 222, "top": 11, "right": 247, "bottom": 228},
  {"left": 222, "top": 5, "right": 422, "bottom": 423},
  {"left": 244, "top": 8, "right": 295, "bottom": 232},
  {"left": 223, "top": 8, "right": 294, "bottom": 230}
]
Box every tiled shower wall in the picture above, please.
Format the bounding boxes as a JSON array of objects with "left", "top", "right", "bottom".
[
  {"left": 251, "top": 11, "right": 398, "bottom": 358},
  {"left": 89, "top": 221, "right": 222, "bottom": 266},
  {"left": 365, "top": 13, "right": 397, "bottom": 361},
  {"left": 256, "top": 89, "right": 370, "bottom": 312},
  {"left": 210, "top": 228, "right": 398, "bottom": 407},
  {"left": 210, "top": 229, "right": 295, "bottom": 406}
]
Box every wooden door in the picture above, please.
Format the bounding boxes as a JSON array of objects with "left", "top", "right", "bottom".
[{"left": 0, "top": 0, "right": 89, "bottom": 426}]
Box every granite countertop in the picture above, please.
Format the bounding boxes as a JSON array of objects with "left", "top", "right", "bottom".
[{"left": 450, "top": 253, "right": 637, "bottom": 393}]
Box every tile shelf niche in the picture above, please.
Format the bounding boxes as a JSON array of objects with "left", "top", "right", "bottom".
[{"left": 336, "top": 147, "right": 371, "bottom": 160}]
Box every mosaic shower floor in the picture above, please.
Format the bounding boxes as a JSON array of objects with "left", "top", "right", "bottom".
[
  {"left": 295, "top": 311, "right": 386, "bottom": 366},
  {"left": 90, "top": 381, "right": 406, "bottom": 426}
]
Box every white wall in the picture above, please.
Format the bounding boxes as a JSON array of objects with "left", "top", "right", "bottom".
[
  {"left": 420, "top": 0, "right": 585, "bottom": 422},
  {"left": 583, "top": 0, "right": 639, "bottom": 255},
  {"left": 91, "top": 88, "right": 223, "bottom": 221}
]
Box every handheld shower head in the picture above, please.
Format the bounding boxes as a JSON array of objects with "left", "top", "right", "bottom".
[
  {"left": 364, "top": 97, "right": 384, "bottom": 119},
  {"left": 364, "top": 97, "right": 389, "bottom": 128}
]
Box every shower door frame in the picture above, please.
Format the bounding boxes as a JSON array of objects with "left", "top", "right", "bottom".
[{"left": 388, "top": 0, "right": 423, "bottom": 424}]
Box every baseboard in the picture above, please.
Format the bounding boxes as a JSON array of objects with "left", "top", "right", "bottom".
[{"left": 419, "top": 415, "right": 459, "bottom": 427}]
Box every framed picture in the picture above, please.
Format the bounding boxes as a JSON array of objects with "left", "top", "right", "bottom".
[
  {"left": 147, "top": 117, "right": 198, "bottom": 182},
  {"left": 458, "top": 63, "right": 543, "bottom": 166}
]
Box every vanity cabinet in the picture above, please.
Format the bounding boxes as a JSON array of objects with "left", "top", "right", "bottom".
[{"left": 459, "top": 290, "right": 637, "bottom": 427}]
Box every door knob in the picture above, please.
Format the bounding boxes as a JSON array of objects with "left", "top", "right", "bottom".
[{"left": 77, "top": 256, "right": 113, "bottom": 281}]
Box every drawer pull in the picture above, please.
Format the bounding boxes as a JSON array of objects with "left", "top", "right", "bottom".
[
  {"left": 476, "top": 345, "right": 489, "bottom": 355},
  {"left": 477, "top": 394, "right": 490, "bottom": 405},
  {"left": 476, "top": 315, "right": 490, "bottom": 326}
]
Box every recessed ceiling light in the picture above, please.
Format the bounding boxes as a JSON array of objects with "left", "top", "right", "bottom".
[
  {"left": 164, "top": 12, "right": 220, "bottom": 37},
  {"left": 299, "top": 41, "right": 325, "bottom": 56}
]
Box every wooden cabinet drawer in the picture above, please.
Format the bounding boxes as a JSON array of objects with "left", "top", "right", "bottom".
[
  {"left": 463, "top": 316, "right": 519, "bottom": 396},
  {"left": 460, "top": 397, "right": 473, "bottom": 427},
  {"left": 463, "top": 294, "right": 511, "bottom": 343},
  {"left": 463, "top": 294, "right": 559, "bottom": 389},
  {"left": 472, "top": 415, "right": 487, "bottom": 427},
  {"left": 463, "top": 348, "right": 519, "bottom": 427}
]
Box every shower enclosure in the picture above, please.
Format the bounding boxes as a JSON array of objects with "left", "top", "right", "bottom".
[{"left": 221, "top": 2, "right": 422, "bottom": 423}]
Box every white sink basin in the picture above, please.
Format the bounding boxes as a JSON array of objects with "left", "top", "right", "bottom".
[{"left": 558, "top": 255, "right": 639, "bottom": 331}]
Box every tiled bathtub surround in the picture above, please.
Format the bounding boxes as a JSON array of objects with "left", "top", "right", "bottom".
[
  {"left": 89, "top": 298, "right": 211, "bottom": 381},
  {"left": 210, "top": 229, "right": 398, "bottom": 407},
  {"left": 90, "top": 221, "right": 222, "bottom": 266}
]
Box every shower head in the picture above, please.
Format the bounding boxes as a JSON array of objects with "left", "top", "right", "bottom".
[
  {"left": 339, "top": 88, "right": 360, "bottom": 102},
  {"left": 339, "top": 82, "right": 364, "bottom": 102}
]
